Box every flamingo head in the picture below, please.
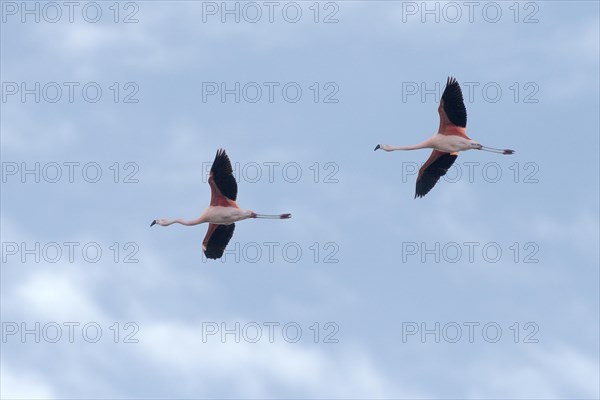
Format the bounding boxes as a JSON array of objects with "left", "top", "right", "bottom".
[
  {"left": 151, "top": 219, "right": 166, "bottom": 227},
  {"left": 374, "top": 144, "right": 391, "bottom": 151}
]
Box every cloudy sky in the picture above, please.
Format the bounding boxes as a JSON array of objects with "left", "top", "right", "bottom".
[{"left": 1, "top": 1, "right": 599, "bottom": 398}]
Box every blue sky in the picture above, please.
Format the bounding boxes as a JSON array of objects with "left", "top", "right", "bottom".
[{"left": 1, "top": 1, "right": 599, "bottom": 398}]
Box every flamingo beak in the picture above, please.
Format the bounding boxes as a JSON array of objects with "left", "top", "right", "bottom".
[
  {"left": 374, "top": 144, "right": 380, "bottom": 151},
  {"left": 150, "top": 220, "right": 157, "bottom": 227}
]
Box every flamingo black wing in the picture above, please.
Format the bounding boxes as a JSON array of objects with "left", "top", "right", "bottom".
[
  {"left": 439, "top": 77, "right": 467, "bottom": 128},
  {"left": 210, "top": 149, "right": 237, "bottom": 201},
  {"left": 203, "top": 223, "right": 235, "bottom": 260},
  {"left": 415, "top": 151, "right": 458, "bottom": 198}
]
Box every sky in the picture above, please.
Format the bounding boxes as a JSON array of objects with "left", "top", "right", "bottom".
[{"left": 1, "top": 0, "right": 599, "bottom": 398}]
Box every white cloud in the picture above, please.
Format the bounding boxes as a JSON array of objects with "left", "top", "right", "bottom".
[
  {"left": 139, "top": 320, "right": 418, "bottom": 398},
  {"left": 0, "top": 363, "right": 55, "bottom": 399},
  {"left": 12, "top": 268, "right": 102, "bottom": 321},
  {"left": 467, "top": 344, "right": 599, "bottom": 399}
]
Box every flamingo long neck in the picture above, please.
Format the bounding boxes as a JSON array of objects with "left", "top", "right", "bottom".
[
  {"left": 389, "top": 138, "right": 433, "bottom": 151},
  {"left": 164, "top": 216, "right": 206, "bottom": 226}
]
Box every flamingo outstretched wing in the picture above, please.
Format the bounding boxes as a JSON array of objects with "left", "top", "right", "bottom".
[
  {"left": 203, "top": 223, "right": 235, "bottom": 259},
  {"left": 208, "top": 149, "right": 238, "bottom": 206},
  {"left": 415, "top": 150, "right": 458, "bottom": 198},
  {"left": 438, "top": 77, "right": 467, "bottom": 134}
]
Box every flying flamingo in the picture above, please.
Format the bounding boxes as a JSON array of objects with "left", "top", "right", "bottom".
[
  {"left": 375, "top": 77, "right": 514, "bottom": 198},
  {"left": 151, "top": 149, "right": 291, "bottom": 259}
]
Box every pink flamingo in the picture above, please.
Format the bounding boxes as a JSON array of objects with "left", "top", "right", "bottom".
[
  {"left": 375, "top": 77, "right": 514, "bottom": 198},
  {"left": 152, "top": 149, "right": 291, "bottom": 259}
]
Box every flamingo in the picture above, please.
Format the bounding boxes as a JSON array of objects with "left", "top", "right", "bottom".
[
  {"left": 151, "top": 149, "right": 291, "bottom": 259},
  {"left": 375, "top": 77, "right": 514, "bottom": 198}
]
